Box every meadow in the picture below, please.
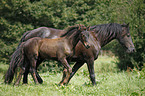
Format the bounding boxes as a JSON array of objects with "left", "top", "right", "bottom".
[{"left": 0, "top": 56, "right": 144, "bottom": 96}]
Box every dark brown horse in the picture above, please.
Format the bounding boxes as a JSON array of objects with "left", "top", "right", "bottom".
[
  {"left": 64, "top": 23, "right": 136, "bottom": 85},
  {"left": 5, "top": 27, "right": 66, "bottom": 84},
  {"left": 5, "top": 25, "right": 96, "bottom": 85},
  {"left": 5, "top": 23, "right": 135, "bottom": 85}
]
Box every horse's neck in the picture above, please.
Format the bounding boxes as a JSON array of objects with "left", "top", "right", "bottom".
[
  {"left": 96, "top": 31, "right": 116, "bottom": 47},
  {"left": 89, "top": 33, "right": 101, "bottom": 51},
  {"left": 65, "top": 32, "right": 80, "bottom": 50}
]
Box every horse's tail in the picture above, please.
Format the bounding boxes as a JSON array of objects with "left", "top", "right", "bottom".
[{"left": 4, "top": 43, "right": 25, "bottom": 84}]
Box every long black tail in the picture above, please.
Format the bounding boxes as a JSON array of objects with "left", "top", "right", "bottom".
[{"left": 4, "top": 43, "right": 24, "bottom": 84}]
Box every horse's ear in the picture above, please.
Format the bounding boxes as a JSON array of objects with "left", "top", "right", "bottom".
[
  {"left": 121, "top": 23, "right": 126, "bottom": 27},
  {"left": 121, "top": 23, "right": 129, "bottom": 27},
  {"left": 127, "top": 23, "right": 129, "bottom": 27}
]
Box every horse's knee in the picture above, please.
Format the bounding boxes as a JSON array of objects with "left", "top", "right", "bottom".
[
  {"left": 64, "top": 68, "right": 72, "bottom": 73},
  {"left": 68, "top": 68, "right": 72, "bottom": 73}
]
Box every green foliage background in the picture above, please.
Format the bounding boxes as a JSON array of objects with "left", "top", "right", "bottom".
[{"left": 0, "top": 0, "right": 144, "bottom": 70}]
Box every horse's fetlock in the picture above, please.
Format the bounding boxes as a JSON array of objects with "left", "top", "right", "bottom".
[{"left": 90, "top": 74, "right": 95, "bottom": 79}]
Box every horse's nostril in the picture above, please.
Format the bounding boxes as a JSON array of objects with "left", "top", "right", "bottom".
[
  {"left": 130, "top": 48, "right": 136, "bottom": 53},
  {"left": 86, "top": 45, "right": 90, "bottom": 49},
  {"left": 127, "top": 47, "right": 136, "bottom": 53}
]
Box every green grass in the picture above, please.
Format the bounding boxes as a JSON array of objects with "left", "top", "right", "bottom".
[{"left": 0, "top": 56, "right": 144, "bottom": 96}]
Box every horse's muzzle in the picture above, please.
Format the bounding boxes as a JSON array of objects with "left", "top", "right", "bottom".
[{"left": 126, "top": 47, "right": 136, "bottom": 53}]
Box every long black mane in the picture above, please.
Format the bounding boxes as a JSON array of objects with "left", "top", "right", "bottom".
[
  {"left": 91, "top": 23, "right": 122, "bottom": 36},
  {"left": 90, "top": 23, "right": 122, "bottom": 46}
]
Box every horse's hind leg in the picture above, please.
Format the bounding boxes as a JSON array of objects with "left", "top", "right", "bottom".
[
  {"left": 30, "top": 68, "right": 39, "bottom": 84},
  {"left": 23, "top": 67, "right": 43, "bottom": 84},
  {"left": 14, "top": 67, "right": 25, "bottom": 86},
  {"left": 22, "top": 59, "right": 43, "bottom": 84},
  {"left": 36, "top": 71, "right": 43, "bottom": 84},
  {"left": 35, "top": 59, "right": 43, "bottom": 84},
  {"left": 29, "top": 58, "right": 39, "bottom": 84},
  {"left": 23, "top": 66, "right": 29, "bottom": 84}
]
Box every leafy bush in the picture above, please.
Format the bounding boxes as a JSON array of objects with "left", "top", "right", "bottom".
[{"left": 0, "top": 0, "right": 144, "bottom": 71}]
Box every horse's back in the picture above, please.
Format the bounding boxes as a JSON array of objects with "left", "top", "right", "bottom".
[{"left": 22, "top": 27, "right": 64, "bottom": 42}]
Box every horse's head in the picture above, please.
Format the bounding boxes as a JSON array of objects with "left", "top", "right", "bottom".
[
  {"left": 80, "top": 29, "right": 91, "bottom": 49},
  {"left": 117, "top": 23, "right": 135, "bottom": 53}
]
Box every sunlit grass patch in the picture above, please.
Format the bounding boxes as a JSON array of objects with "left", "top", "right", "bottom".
[{"left": 0, "top": 56, "right": 144, "bottom": 96}]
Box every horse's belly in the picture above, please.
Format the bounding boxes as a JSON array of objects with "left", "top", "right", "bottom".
[{"left": 39, "top": 47, "right": 57, "bottom": 59}]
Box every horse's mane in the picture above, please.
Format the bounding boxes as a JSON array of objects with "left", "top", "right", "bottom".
[
  {"left": 91, "top": 23, "right": 122, "bottom": 38},
  {"left": 61, "top": 24, "right": 87, "bottom": 37}
]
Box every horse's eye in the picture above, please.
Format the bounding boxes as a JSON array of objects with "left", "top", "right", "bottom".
[{"left": 127, "top": 34, "right": 130, "bottom": 37}]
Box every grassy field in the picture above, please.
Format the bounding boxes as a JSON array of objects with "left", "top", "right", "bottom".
[{"left": 0, "top": 56, "right": 144, "bottom": 96}]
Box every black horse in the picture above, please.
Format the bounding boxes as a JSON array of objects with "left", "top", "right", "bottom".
[{"left": 5, "top": 23, "right": 135, "bottom": 85}]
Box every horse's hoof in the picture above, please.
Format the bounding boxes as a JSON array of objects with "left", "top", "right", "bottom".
[
  {"left": 38, "top": 80, "right": 43, "bottom": 84},
  {"left": 58, "top": 82, "right": 64, "bottom": 86},
  {"left": 14, "top": 83, "right": 19, "bottom": 86},
  {"left": 22, "top": 83, "right": 28, "bottom": 85},
  {"left": 58, "top": 82, "right": 68, "bottom": 86},
  {"left": 35, "top": 82, "right": 40, "bottom": 85}
]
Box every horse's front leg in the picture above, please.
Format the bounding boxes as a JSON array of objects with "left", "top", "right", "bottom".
[
  {"left": 59, "top": 68, "right": 67, "bottom": 85},
  {"left": 58, "top": 58, "right": 72, "bottom": 85},
  {"left": 86, "top": 57, "right": 96, "bottom": 85},
  {"left": 69, "top": 61, "right": 85, "bottom": 83},
  {"left": 60, "top": 61, "right": 85, "bottom": 85}
]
